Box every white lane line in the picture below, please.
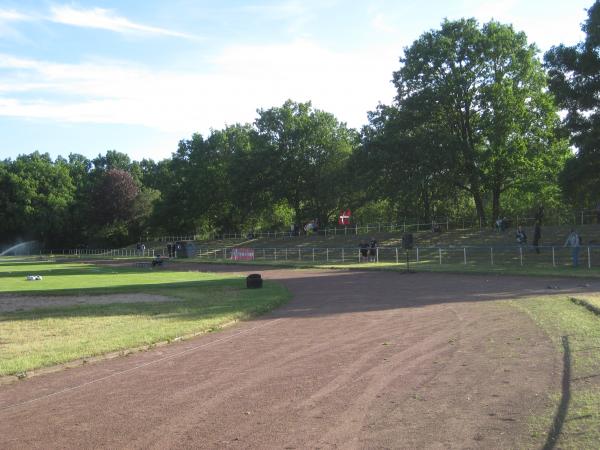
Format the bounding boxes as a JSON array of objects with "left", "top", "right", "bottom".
[{"left": 0, "top": 318, "right": 282, "bottom": 412}]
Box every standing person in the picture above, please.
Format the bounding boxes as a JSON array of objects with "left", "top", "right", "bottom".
[
  {"left": 516, "top": 226, "right": 527, "bottom": 246},
  {"left": 533, "top": 222, "right": 541, "bottom": 254},
  {"left": 564, "top": 229, "right": 581, "bottom": 267},
  {"left": 359, "top": 240, "right": 369, "bottom": 262},
  {"left": 535, "top": 204, "right": 544, "bottom": 225},
  {"left": 369, "top": 237, "right": 378, "bottom": 262}
]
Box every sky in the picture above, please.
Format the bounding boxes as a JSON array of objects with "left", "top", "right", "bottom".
[{"left": 0, "top": 0, "right": 593, "bottom": 162}]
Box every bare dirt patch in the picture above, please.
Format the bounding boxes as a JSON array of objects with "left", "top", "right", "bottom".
[{"left": 0, "top": 293, "right": 178, "bottom": 313}]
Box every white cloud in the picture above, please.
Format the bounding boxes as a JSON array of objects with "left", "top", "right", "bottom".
[
  {"left": 0, "top": 9, "right": 31, "bottom": 22},
  {"left": 49, "top": 5, "right": 200, "bottom": 40},
  {"left": 0, "top": 40, "right": 398, "bottom": 138}
]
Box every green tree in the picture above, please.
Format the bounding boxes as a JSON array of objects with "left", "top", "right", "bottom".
[
  {"left": 545, "top": 0, "right": 600, "bottom": 206},
  {"left": 392, "top": 19, "right": 566, "bottom": 224},
  {"left": 0, "top": 152, "right": 75, "bottom": 247},
  {"left": 255, "top": 100, "right": 357, "bottom": 225}
]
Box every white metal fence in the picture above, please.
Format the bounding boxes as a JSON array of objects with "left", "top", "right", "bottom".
[{"left": 196, "top": 245, "right": 600, "bottom": 269}]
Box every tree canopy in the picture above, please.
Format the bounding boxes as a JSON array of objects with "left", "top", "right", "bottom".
[{"left": 545, "top": 0, "right": 600, "bottom": 206}]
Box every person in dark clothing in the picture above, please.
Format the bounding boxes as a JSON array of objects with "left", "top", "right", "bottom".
[
  {"left": 369, "top": 238, "right": 378, "bottom": 262},
  {"left": 359, "top": 240, "right": 369, "bottom": 262},
  {"left": 535, "top": 205, "right": 544, "bottom": 225},
  {"left": 533, "top": 221, "right": 541, "bottom": 254},
  {"left": 516, "top": 226, "right": 527, "bottom": 245}
]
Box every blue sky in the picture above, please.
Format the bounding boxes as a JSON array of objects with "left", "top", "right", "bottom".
[{"left": 0, "top": 0, "right": 592, "bottom": 162}]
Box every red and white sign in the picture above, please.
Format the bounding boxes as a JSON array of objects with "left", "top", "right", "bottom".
[
  {"left": 231, "top": 248, "right": 255, "bottom": 260},
  {"left": 338, "top": 209, "right": 352, "bottom": 225}
]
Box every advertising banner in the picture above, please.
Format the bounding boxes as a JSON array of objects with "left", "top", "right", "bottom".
[{"left": 231, "top": 248, "right": 255, "bottom": 260}]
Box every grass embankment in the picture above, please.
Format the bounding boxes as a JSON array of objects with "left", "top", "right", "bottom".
[
  {"left": 513, "top": 295, "right": 600, "bottom": 448},
  {"left": 0, "top": 261, "right": 290, "bottom": 377}
]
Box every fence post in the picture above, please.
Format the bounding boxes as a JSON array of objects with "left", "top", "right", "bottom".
[
  {"left": 490, "top": 247, "right": 494, "bottom": 265},
  {"left": 552, "top": 247, "right": 556, "bottom": 267},
  {"left": 376, "top": 247, "right": 379, "bottom": 262},
  {"left": 298, "top": 248, "right": 301, "bottom": 261},
  {"left": 520, "top": 246, "right": 523, "bottom": 266},
  {"left": 403, "top": 219, "right": 406, "bottom": 232},
  {"left": 438, "top": 247, "right": 442, "bottom": 265},
  {"left": 342, "top": 248, "right": 345, "bottom": 262},
  {"left": 263, "top": 249, "right": 266, "bottom": 260},
  {"left": 395, "top": 247, "right": 399, "bottom": 264},
  {"left": 312, "top": 248, "right": 315, "bottom": 262},
  {"left": 274, "top": 248, "right": 277, "bottom": 260},
  {"left": 355, "top": 224, "right": 358, "bottom": 235},
  {"left": 464, "top": 247, "right": 467, "bottom": 265},
  {"left": 326, "top": 248, "right": 329, "bottom": 262},
  {"left": 416, "top": 247, "right": 419, "bottom": 263},
  {"left": 588, "top": 246, "right": 591, "bottom": 269}
]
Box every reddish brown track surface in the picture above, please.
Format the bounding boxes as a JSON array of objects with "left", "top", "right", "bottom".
[{"left": 1, "top": 266, "right": 597, "bottom": 449}]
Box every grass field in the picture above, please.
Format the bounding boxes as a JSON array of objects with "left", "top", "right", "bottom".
[
  {"left": 0, "top": 261, "right": 290, "bottom": 377},
  {"left": 513, "top": 295, "right": 600, "bottom": 449}
]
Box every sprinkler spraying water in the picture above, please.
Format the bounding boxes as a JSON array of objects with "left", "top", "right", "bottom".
[{"left": 0, "top": 241, "right": 37, "bottom": 256}]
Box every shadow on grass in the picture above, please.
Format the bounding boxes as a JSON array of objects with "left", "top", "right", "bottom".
[{"left": 543, "top": 336, "right": 571, "bottom": 450}]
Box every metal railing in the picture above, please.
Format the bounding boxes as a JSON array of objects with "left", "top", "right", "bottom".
[{"left": 196, "top": 244, "right": 600, "bottom": 269}]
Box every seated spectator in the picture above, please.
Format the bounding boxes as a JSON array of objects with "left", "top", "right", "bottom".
[{"left": 516, "top": 226, "right": 527, "bottom": 245}]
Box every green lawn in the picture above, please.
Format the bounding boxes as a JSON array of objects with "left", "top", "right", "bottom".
[
  {"left": 0, "top": 262, "right": 290, "bottom": 377},
  {"left": 512, "top": 295, "right": 600, "bottom": 449}
]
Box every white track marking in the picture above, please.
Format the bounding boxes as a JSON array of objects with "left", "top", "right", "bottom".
[{"left": 0, "top": 318, "right": 282, "bottom": 412}]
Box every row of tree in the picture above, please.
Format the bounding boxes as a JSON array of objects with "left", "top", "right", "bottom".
[{"left": 2, "top": 4, "right": 599, "bottom": 248}]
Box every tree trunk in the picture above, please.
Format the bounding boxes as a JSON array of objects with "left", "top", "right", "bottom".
[{"left": 473, "top": 190, "right": 485, "bottom": 226}]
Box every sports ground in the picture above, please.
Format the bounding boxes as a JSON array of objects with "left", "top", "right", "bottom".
[{"left": 1, "top": 261, "right": 599, "bottom": 448}]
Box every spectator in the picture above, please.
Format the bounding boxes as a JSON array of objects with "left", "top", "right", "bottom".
[
  {"left": 516, "top": 226, "right": 527, "bottom": 245},
  {"left": 533, "top": 222, "right": 541, "bottom": 254},
  {"left": 359, "top": 240, "right": 369, "bottom": 262},
  {"left": 495, "top": 217, "right": 503, "bottom": 232},
  {"left": 369, "top": 237, "right": 378, "bottom": 262},
  {"left": 535, "top": 204, "right": 544, "bottom": 225},
  {"left": 564, "top": 229, "right": 581, "bottom": 267}
]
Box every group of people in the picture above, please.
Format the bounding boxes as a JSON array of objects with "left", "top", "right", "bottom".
[
  {"left": 359, "top": 238, "right": 379, "bottom": 262},
  {"left": 515, "top": 223, "right": 583, "bottom": 267}
]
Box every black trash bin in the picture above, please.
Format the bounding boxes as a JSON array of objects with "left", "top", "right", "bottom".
[{"left": 246, "top": 273, "right": 263, "bottom": 289}]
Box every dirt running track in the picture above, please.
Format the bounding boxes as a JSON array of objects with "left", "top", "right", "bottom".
[{"left": 1, "top": 267, "right": 597, "bottom": 449}]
